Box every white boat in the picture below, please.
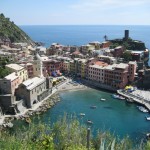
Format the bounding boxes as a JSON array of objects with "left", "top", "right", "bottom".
[
  {"left": 146, "top": 117, "right": 150, "bottom": 120},
  {"left": 118, "top": 96, "right": 125, "bottom": 100},
  {"left": 137, "top": 106, "right": 149, "bottom": 113},
  {"left": 79, "top": 113, "right": 85, "bottom": 116},
  {"left": 87, "top": 120, "right": 93, "bottom": 124},
  {"left": 100, "top": 98, "right": 106, "bottom": 101},
  {"left": 112, "top": 94, "right": 119, "bottom": 99}
]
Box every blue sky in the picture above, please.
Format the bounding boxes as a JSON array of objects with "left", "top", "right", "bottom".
[{"left": 0, "top": 0, "right": 150, "bottom": 25}]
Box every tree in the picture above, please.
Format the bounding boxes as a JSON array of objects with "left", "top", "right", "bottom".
[
  {"left": 122, "top": 51, "right": 132, "bottom": 62},
  {"left": 0, "top": 13, "right": 5, "bottom": 18}
]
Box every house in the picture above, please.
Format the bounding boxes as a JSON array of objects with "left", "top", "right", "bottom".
[
  {"left": 0, "top": 72, "right": 19, "bottom": 95},
  {"left": 16, "top": 77, "right": 47, "bottom": 108},
  {"left": 6, "top": 64, "right": 28, "bottom": 83}
]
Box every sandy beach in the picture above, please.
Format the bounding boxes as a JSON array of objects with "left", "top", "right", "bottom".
[{"left": 57, "top": 80, "right": 89, "bottom": 92}]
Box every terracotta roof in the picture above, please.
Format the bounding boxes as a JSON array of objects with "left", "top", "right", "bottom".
[
  {"left": 72, "top": 50, "right": 81, "bottom": 55},
  {"left": 95, "top": 61, "right": 108, "bottom": 67}
]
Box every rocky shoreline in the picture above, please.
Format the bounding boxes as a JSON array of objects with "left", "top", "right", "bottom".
[{"left": 0, "top": 93, "right": 61, "bottom": 130}]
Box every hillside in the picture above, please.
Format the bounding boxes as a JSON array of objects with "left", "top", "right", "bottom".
[{"left": 0, "top": 13, "right": 34, "bottom": 45}]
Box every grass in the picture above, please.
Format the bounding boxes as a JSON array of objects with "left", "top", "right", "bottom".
[{"left": 0, "top": 114, "right": 150, "bottom": 150}]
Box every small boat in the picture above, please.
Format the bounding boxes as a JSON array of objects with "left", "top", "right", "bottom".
[
  {"left": 118, "top": 96, "right": 125, "bottom": 100},
  {"left": 90, "top": 105, "right": 97, "bottom": 109},
  {"left": 126, "top": 98, "right": 134, "bottom": 103},
  {"left": 87, "top": 120, "right": 93, "bottom": 124},
  {"left": 146, "top": 117, "right": 150, "bottom": 120},
  {"left": 79, "top": 113, "right": 85, "bottom": 116},
  {"left": 137, "top": 106, "right": 148, "bottom": 113},
  {"left": 25, "top": 117, "right": 31, "bottom": 124},
  {"left": 112, "top": 94, "right": 119, "bottom": 99},
  {"left": 100, "top": 98, "right": 106, "bottom": 101}
]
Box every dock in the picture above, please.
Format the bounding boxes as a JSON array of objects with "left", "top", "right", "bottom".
[{"left": 117, "top": 89, "right": 150, "bottom": 112}]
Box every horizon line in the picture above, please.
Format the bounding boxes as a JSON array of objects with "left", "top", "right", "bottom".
[{"left": 18, "top": 24, "right": 150, "bottom": 26}]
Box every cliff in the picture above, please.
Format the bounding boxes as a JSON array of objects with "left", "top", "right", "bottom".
[{"left": 0, "top": 13, "right": 34, "bottom": 45}]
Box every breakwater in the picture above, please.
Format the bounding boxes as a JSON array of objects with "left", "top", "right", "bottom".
[{"left": 117, "top": 89, "right": 150, "bottom": 112}]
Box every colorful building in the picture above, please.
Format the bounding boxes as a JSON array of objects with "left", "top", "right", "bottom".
[{"left": 5, "top": 64, "right": 28, "bottom": 83}]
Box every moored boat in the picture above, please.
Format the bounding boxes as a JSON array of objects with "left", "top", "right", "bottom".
[
  {"left": 137, "top": 106, "right": 148, "bottom": 113},
  {"left": 25, "top": 117, "right": 31, "bottom": 124},
  {"left": 100, "top": 98, "right": 106, "bottom": 101},
  {"left": 87, "top": 120, "right": 93, "bottom": 124},
  {"left": 126, "top": 98, "right": 134, "bottom": 103},
  {"left": 79, "top": 113, "right": 85, "bottom": 116},
  {"left": 118, "top": 96, "right": 125, "bottom": 100},
  {"left": 90, "top": 105, "right": 97, "bottom": 109},
  {"left": 146, "top": 117, "right": 150, "bottom": 120},
  {"left": 112, "top": 94, "right": 119, "bottom": 99}
]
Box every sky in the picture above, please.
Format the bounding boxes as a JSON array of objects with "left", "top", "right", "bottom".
[{"left": 0, "top": 0, "right": 150, "bottom": 25}]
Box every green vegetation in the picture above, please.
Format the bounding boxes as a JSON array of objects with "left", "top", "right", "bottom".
[
  {"left": 110, "top": 38, "right": 146, "bottom": 51},
  {"left": 0, "top": 115, "right": 149, "bottom": 150},
  {"left": 0, "top": 13, "right": 34, "bottom": 44},
  {"left": 0, "top": 58, "right": 11, "bottom": 78},
  {"left": 122, "top": 51, "right": 132, "bottom": 62}
]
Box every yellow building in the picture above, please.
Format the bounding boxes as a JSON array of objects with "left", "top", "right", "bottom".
[
  {"left": 70, "top": 60, "right": 76, "bottom": 74},
  {"left": 78, "top": 59, "right": 87, "bottom": 78},
  {"left": 6, "top": 63, "right": 28, "bottom": 83}
]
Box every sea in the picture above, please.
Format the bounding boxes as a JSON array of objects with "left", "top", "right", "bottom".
[
  {"left": 19, "top": 25, "right": 150, "bottom": 141},
  {"left": 20, "top": 25, "right": 150, "bottom": 49}
]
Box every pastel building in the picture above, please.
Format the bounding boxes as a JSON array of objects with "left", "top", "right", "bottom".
[
  {"left": 5, "top": 64, "right": 28, "bottom": 83},
  {"left": 26, "top": 63, "right": 34, "bottom": 78},
  {"left": 128, "top": 61, "right": 137, "bottom": 82},
  {"left": 16, "top": 77, "right": 47, "bottom": 108},
  {"left": 0, "top": 72, "right": 19, "bottom": 95},
  {"left": 88, "top": 62, "right": 136, "bottom": 89},
  {"left": 88, "top": 61, "right": 108, "bottom": 83},
  {"left": 81, "top": 44, "right": 95, "bottom": 54},
  {"left": 77, "top": 59, "right": 87, "bottom": 78},
  {"left": 104, "top": 63, "right": 129, "bottom": 89}
]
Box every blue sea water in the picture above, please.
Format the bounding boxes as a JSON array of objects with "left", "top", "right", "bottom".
[
  {"left": 20, "top": 25, "right": 150, "bottom": 49},
  {"left": 39, "top": 89, "right": 150, "bottom": 141},
  {"left": 19, "top": 25, "right": 150, "bottom": 140}
]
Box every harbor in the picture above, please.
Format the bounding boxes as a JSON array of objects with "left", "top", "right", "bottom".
[
  {"left": 117, "top": 89, "right": 150, "bottom": 112},
  {"left": 28, "top": 88, "right": 150, "bottom": 141}
]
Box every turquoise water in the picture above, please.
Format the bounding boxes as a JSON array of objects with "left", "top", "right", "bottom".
[{"left": 39, "top": 88, "right": 150, "bottom": 141}]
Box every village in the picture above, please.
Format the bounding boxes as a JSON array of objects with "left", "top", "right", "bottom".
[{"left": 0, "top": 30, "right": 150, "bottom": 126}]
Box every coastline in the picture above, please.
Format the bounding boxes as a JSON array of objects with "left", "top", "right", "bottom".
[
  {"left": 1, "top": 77, "right": 150, "bottom": 129},
  {"left": 0, "top": 78, "right": 88, "bottom": 128}
]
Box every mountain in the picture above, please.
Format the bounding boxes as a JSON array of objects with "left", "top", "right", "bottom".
[{"left": 0, "top": 13, "right": 34, "bottom": 45}]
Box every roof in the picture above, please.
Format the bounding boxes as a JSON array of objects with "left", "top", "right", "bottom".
[
  {"left": 22, "top": 77, "right": 45, "bottom": 90},
  {"left": 129, "top": 61, "right": 136, "bottom": 65},
  {"left": 89, "top": 64, "right": 103, "bottom": 69},
  {"left": 131, "top": 51, "right": 144, "bottom": 54},
  {"left": 6, "top": 64, "right": 24, "bottom": 71},
  {"left": 95, "top": 61, "right": 108, "bottom": 67},
  {"left": 4, "top": 72, "right": 18, "bottom": 81},
  {"left": 72, "top": 50, "right": 81, "bottom": 55},
  {"left": 113, "top": 63, "right": 128, "bottom": 69},
  {"left": 26, "top": 63, "right": 33, "bottom": 66}
]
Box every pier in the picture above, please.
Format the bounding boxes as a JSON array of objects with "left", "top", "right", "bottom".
[{"left": 117, "top": 89, "right": 150, "bottom": 112}]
